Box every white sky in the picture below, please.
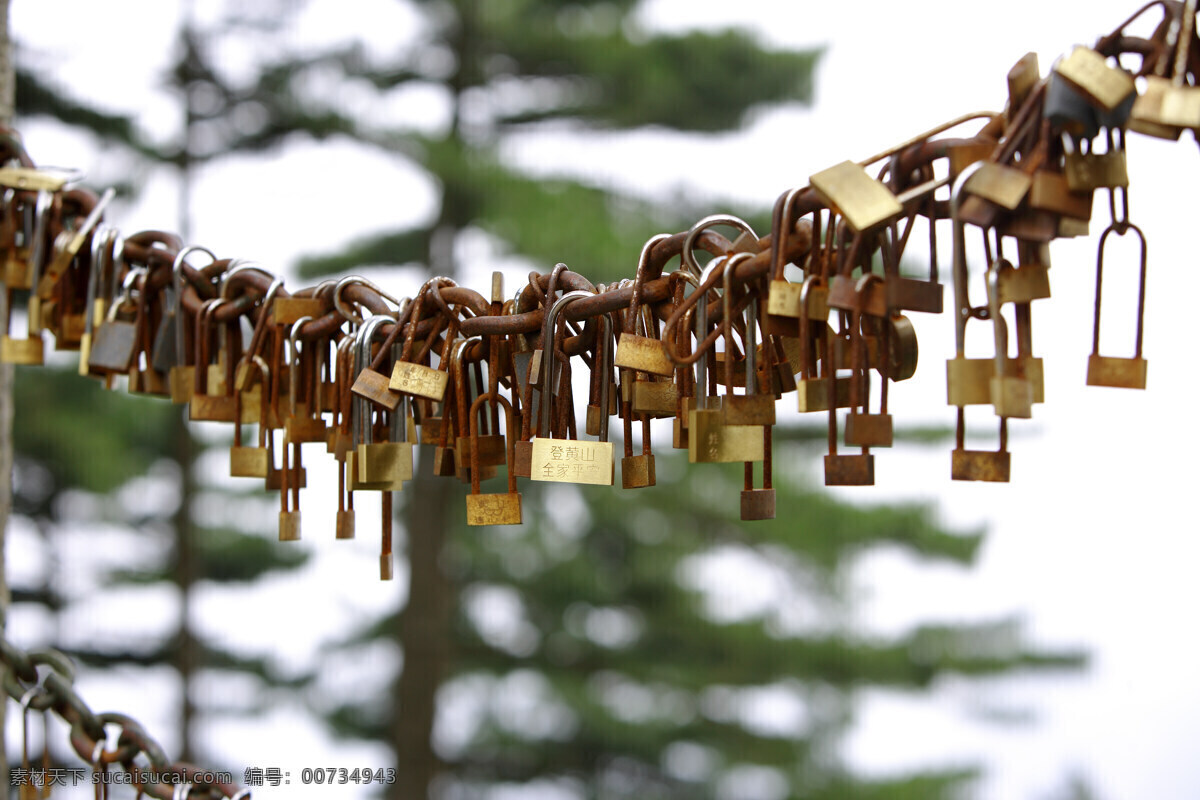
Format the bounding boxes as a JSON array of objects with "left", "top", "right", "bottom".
[{"left": 8, "top": 1, "right": 1200, "bottom": 799}]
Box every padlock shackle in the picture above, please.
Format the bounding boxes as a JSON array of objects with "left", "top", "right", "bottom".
[
  {"left": 1092, "top": 220, "right": 1148, "bottom": 358},
  {"left": 288, "top": 315, "right": 314, "bottom": 416},
  {"left": 352, "top": 315, "right": 391, "bottom": 448},
  {"left": 985, "top": 263, "right": 1012, "bottom": 377},
  {"left": 681, "top": 214, "right": 757, "bottom": 281},
  {"left": 950, "top": 160, "right": 987, "bottom": 353},
  {"left": 626, "top": 233, "right": 672, "bottom": 334},
  {"left": 83, "top": 225, "right": 118, "bottom": 339},
  {"left": 171, "top": 244, "right": 217, "bottom": 366},
  {"left": 721, "top": 252, "right": 755, "bottom": 398},
  {"left": 333, "top": 275, "right": 401, "bottom": 325}
]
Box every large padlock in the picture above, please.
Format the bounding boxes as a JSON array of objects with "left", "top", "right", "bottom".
[
  {"left": 530, "top": 290, "right": 616, "bottom": 485},
  {"left": 465, "top": 393, "right": 522, "bottom": 526},
  {"left": 1086, "top": 222, "right": 1148, "bottom": 389}
]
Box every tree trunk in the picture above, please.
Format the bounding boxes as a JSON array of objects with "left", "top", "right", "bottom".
[
  {"left": 0, "top": 0, "right": 16, "bottom": 787},
  {"left": 390, "top": 471, "right": 456, "bottom": 799}
]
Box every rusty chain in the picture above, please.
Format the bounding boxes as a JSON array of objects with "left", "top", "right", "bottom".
[{"left": 0, "top": 637, "right": 247, "bottom": 799}]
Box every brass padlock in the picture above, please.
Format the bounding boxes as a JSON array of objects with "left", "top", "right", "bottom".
[
  {"left": 1054, "top": 45, "right": 1136, "bottom": 112},
  {"left": 964, "top": 162, "right": 1032, "bottom": 211},
  {"left": 841, "top": 275, "right": 893, "bottom": 449},
  {"left": 1129, "top": 76, "right": 1185, "bottom": 140},
  {"left": 810, "top": 160, "right": 903, "bottom": 233},
  {"left": 530, "top": 290, "right": 616, "bottom": 485},
  {"left": 995, "top": 258, "right": 1050, "bottom": 306},
  {"left": 465, "top": 393, "right": 523, "bottom": 526},
  {"left": 719, "top": 262, "right": 775, "bottom": 427},
  {"left": 1086, "top": 221, "right": 1148, "bottom": 389},
  {"left": 1063, "top": 130, "right": 1129, "bottom": 192},
  {"left": 188, "top": 299, "right": 239, "bottom": 422},
  {"left": 231, "top": 355, "right": 271, "bottom": 479}
]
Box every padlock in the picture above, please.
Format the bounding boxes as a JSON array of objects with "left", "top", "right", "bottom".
[
  {"left": 1086, "top": 221, "right": 1148, "bottom": 389},
  {"left": 765, "top": 190, "right": 821, "bottom": 337},
  {"left": 389, "top": 281, "right": 454, "bottom": 401},
  {"left": 278, "top": 412, "right": 304, "bottom": 544},
  {"left": 465, "top": 392, "right": 523, "bottom": 526},
  {"left": 283, "top": 316, "right": 330, "bottom": 444},
  {"left": 1043, "top": 71, "right": 1101, "bottom": 140},
  {"left": 1063, "top": 129, "right": 1129, "bottom": 192},
  {"left": 38, "top": 187, "right": 113, "bottom": 305},
  {"left": 963, "top": 162, "right": 1032, "bottom": 211},
  {"left": 85, "top": 269, "right": 142, "bottom": 374},
  {"left": 995, "top": 257, "right": 1050, "bottom": 306},
  {"left": 1007, "top": 52, "right": 1040, "bottom": 125},
  {"left": 530, "top": 290, "right": 615, "bottom": 485},
  {"left": 167, "top": 246, "right": 219, "bottom": 404},
  {"left": 0, "top": 189, "right": 52, "bottom": 365},
  {"left": 685, "top": 256, "right": 763, "bottom": 465},
  {"left": 455, "top": 348, "right": 507, "bottom": 470},
  {"left": 841, "top": 274, "right": 894, "bottom": 450},
  {"left": 719, "top": 258, "right": 775, "bottom": 427},
  {"left": 350, "top": 314, "right": 404, "bottom": 412},
  {"left": 985, "top": 266, "right": 1034, "bottom": 419},
  {"left": 1029, "top": 169, "right": 1093, "bottom": 221},
  {"left": 614, "top": 238, "right": 675, "bottom": 377},
  {"left": 1054, "top": 45, "right": 1136, "bottom": 112},
  {"left": 353, "top": 317, "right": 414, "bottom": 489},
  {"left": 794, "top": 277, "right": 852, "bottom": 413},
  {"left": 810, "top": 160, "right": 903, "bottom": 233},
  {"left": 188, "top": 299, "right": 239, "bottom": 422},
  {"left": 230, "top": 357, "right": 270, "bottom": 477},
  {"left": 78, "top": 225, "right": 119, "bottom": 376},
  {"left": 1129, "top": 76, "right": 1185, "bottom": 140},
  {"left": 947, "top": 165, "right": 1018, "bottom": 481}
]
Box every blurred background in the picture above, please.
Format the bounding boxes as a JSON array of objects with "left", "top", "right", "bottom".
[{"left": 4, "top": 1, "right": 1199, "bottom": 798}]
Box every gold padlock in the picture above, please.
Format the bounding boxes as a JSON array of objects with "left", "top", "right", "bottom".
[
  {"left": 1086, "top": 221, "right": 1148, "bottom": 389},
  {"left": 465, "top": 393, "right": 522, "bottom": 526}
]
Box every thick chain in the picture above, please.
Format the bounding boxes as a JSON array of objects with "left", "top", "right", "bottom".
[{"left": 0, "top": 637, "right": 247, "bottom": 799}]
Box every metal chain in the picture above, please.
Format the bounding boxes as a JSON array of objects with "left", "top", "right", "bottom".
[{"left": 0, "top": 637, "right": 247, "bottom": 799}]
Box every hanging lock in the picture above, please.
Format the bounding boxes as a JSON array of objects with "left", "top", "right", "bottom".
[
  {"left": 465, "top": 393, "right": 522, "bottom": 526},
  {"left": 530, "top": 290, "right": 615, "bottom": 485},
  {"left": 1086, "top": 221, "right": 1148, "bottom": 389}
]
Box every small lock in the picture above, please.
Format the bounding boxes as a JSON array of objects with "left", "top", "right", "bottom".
[
  {"left": 613, "top": 332, "right": 674, "bottom": 377},
  {"left": 672, "top": 416, "right": 688, "bottom": 450},
  {"left": 1, "top": 334, "right": 44, "bottom": 365},
  {"left": 465, "top": 393, "right": 522, "bottom": 526},
  {"left": 169, "top": 365, "right": 195, "bottom": 404},
  {"left": 632, "top": 379, "right": 678, "bottom": 418},
  {"left": 809, "top": 160, "right": 903, "bottom": 233},
  {"left": 336, "top": 509, "right": 356, "bottom": 540},
  {"left": 352, "top": 367, "right": 402, "bottom": 411},
  {"left": 721, "top": 394, "right": 776, "bottom": 427},
  {"left": 266, "top": 465, "right": 307, "bottom": 492},
  {"left": 951, "top": 449, "right": 1011, "bottom": 483},
  {"left": 389, "top": 360, "right": 449, "bottom": 402},
  {"left": 620, "top": 453, "right": 656, "bottom": 489},
  {"left": 996, "top": 262, "right": 1051, "bottom": 305},
  {"left": 740, "top": 488, "right": 776, "bottom": 521},
  {"left": 796, "top": 377, "right": 852, "bottom": 413},
  {"left": 1053, "top": 45, "right": 1136, "bottom": 112},
  {"left": 844, "top": 412, "right": 893, "bottom": 448},
  {"left": 1086, "top": 355, "right": 1147, "bottom": 390},
  {"left": 990, "top": 375, "right": 1034, "bottom": 419},
  {"left": 230, "top": 446, "right": 269, "bottom": 479},
  {"left": 433, "top": 445, "right": 458, "bottom": 477},
  {"left": 278, "top": 510, "right": 302, "bottom": 542},
  {"left": 823, "top": 454, "right": 875, "bottom": 486}
]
